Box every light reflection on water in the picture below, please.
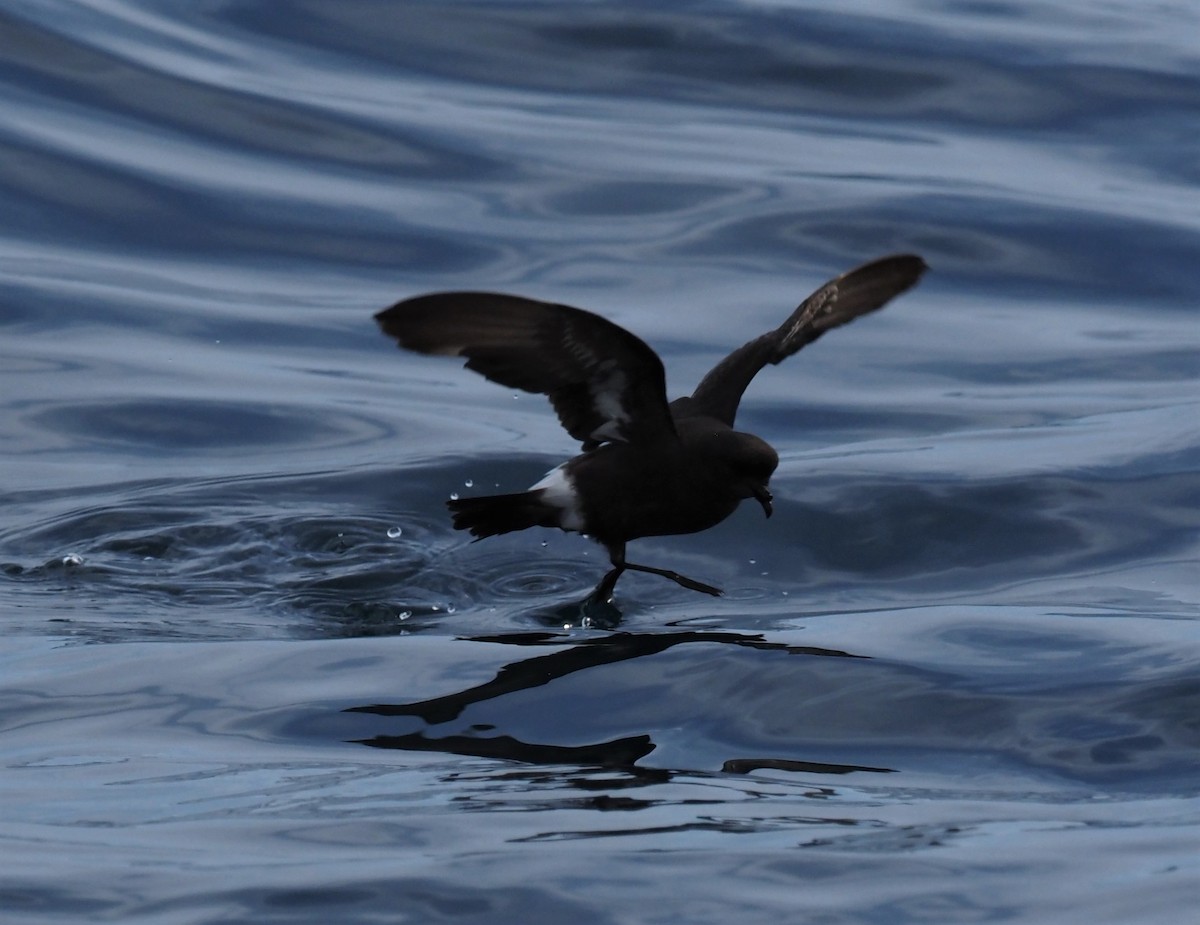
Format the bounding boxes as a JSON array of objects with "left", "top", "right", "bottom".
[{"left": 1, "top": 0, "right": 1198, "bottom": 922}]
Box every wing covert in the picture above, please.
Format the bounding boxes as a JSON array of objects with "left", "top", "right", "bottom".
[{"left": 375, "top": 292, "right": 675, "bottom": 449}]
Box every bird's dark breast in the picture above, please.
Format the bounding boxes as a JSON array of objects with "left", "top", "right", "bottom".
[{"left": 568, "top": 441, "right": 745, "bottom": 543}]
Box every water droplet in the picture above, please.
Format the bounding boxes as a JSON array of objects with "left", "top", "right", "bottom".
[
  {"left": 449, "top": 492, "right": 459, "bottom": 501},
  {"left": 446, "top": 604, "right": 457, "bottom": 614},
  {"left": 398, "top": 610, "right": 412, "bottom": 620},
  {"left": 749, "top": 559, "right": 756, "bottom": 565},
  {"left": 431, "top": 604, "right": 441, "bottom": 612},
  {"left": 540, "top": 541, "right": 548, "bottom": 547},
  {"left": 386, "top": 526, "right": 403, "bottom": 539},
  {"left": 464, "top": 479, "right": 473, "bottom": 488}
]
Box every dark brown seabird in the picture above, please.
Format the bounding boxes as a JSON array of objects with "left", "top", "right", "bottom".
[{"left": 376, "top": 254, "right": 927, "bottom": 602}]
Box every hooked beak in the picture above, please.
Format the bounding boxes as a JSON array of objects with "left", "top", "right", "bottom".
[{"left": 753, "top": 485, "right": 773, "bottom": 519}]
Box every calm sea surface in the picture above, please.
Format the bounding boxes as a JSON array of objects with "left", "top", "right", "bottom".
[{"left": 2, "top": 1, "right": 1198, "bottom": 922}]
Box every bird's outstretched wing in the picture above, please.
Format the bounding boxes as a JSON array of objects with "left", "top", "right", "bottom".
[
  {"left": 678, "top": 254, "right": 928, "bottom": 426},
  {"left": 376, "top": 292, "right": 675, "bottom": 450}
]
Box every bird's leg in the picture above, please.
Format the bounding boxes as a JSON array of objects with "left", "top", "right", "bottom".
[
  {"left": 624, "top": 561, "right": 723, "bottom": 596},
  {"left": 590, "top": 543, "right": 627, "bottom": 602},
  {"left": 597, "top": 542, "right": 723, "bottom": 598}
]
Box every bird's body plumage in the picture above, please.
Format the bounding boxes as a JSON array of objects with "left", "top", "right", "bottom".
[{"left": 376, "top": 254, "right": 927, "bottom": 600}]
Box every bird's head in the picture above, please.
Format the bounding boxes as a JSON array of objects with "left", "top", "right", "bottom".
[
  {"left": 688, "top": 426, "right": 777, "bottom": 519},
  {"left": 732, "top": 432, "right": 777, "bottom": 519}
]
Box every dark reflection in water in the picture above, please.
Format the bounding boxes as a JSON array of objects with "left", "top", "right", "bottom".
[
  {"left": 350, "top": 630, "right": 863, "bottom": 721},
  {"left": 365, "top": 729, "right": 659, "bottom": 769},
  {"left": 721, "top": 757, "right": 890, "bottom": 775},
  {"left": 326, "top": 624, "right": 1200, "bottom": 787},
  {"left": 347, "top": 630, "right": 892, "bottom": 774}
]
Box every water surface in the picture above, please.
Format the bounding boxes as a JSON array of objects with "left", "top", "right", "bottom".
[{"left": 1, "top": 1, "right": 1198, "bottom": 922}]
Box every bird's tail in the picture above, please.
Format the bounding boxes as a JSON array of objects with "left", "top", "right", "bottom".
[{"left": 448, "top": 490, "right": 558, "bottom": 539}]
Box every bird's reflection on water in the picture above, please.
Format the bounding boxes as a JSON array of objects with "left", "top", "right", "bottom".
[{"left": 345, "top": 630, "right": 894, "bottom": 775}]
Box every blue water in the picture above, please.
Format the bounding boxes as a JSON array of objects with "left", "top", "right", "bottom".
[{"left": 2, "top": 1, "right": 1198, "bottom": 922}]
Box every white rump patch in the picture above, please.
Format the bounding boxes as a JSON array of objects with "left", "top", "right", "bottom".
[{"left": 530, "top": 465, "right": 585, "bottom": 531}]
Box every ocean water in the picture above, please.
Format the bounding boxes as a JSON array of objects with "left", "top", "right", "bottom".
[{"left": 1, "top": 1, "right": 1198, "bottom": 922}]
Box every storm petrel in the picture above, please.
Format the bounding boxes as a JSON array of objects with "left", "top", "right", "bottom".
[{"left": 376, "top": 254, "right": 926, "bottom": 601}]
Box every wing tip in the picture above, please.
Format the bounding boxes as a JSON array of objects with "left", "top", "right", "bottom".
[
  {"left": 863, "top": 252, "right": 929, "bottom": 288},
  {"left": 374, "top": 293, "right": 499, "bottom": 355}
]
